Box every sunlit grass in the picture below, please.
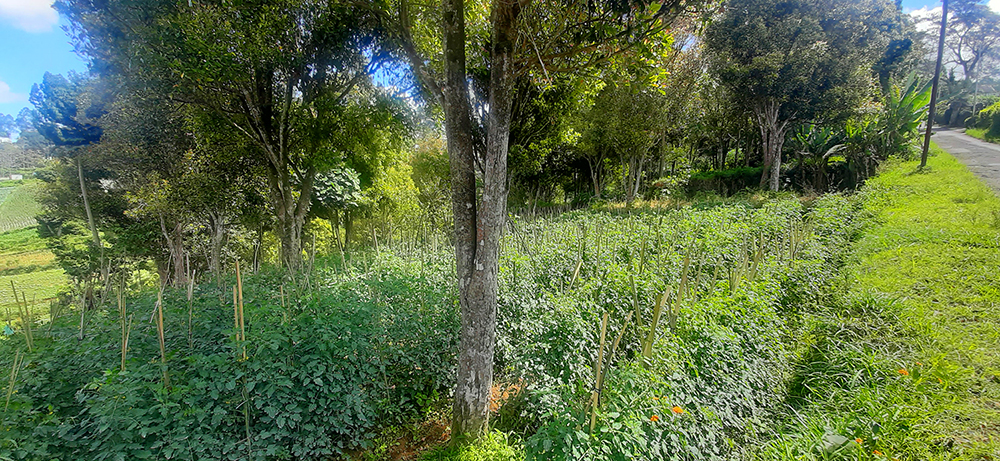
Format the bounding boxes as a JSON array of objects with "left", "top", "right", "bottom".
[
  {"left": 420, "top": 431, "right": 523, "bottom": 461},
  {"left": 0, "top": 228, "right": 66, "bottom": 324},
  {"left": 761, "top": 145, "right": 1000, "bottom": 460},
  {"left": 964, "top": 127, "right": 995, "bottom": 144}
]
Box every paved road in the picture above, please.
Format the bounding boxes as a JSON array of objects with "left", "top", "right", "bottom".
[{"left": 931, "top": 127, "right": 1000, "bottom": 193}]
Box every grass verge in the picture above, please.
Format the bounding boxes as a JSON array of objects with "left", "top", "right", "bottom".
[
  {"left": 965, "top": 128, "right": 997, "bottom": 145},
  {"left": 760, "top": 146, "right": 1000, "bottom": 460}
]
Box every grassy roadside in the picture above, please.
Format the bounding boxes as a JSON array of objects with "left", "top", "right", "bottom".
[
  {"left": 965, "top": 128, "right": 997, "bottom": 145},
  {"left": 761, "top": 146, "right": 1000, "bottom": 460}
]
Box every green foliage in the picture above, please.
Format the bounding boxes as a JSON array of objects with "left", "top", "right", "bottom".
[
  {"left": 686, "top": 167, "right": 766, "bottom": 195},
  {"left": 409, "top": 138, "right": 451, "bottom": 233},
  {"left": 876, "top": 73, "right": 932, "bottom": 158},
  {"left": 313, "top": 168, "right": 362, "bottom": 216},
  {"left": 29, "top": 72, "right": 106, "bottom": 148},
  {"left": 980, "top": 100, "right": 1000, "bottom": 139},
  {"left": 0, "top": 183, "right": 869, "bottom": 460},
  {"left": 0, "top": 227, "right": 48, "bottom": 255},
  {"left": 705, "top": 0, "right": 902, "bottom": 124},
  {"left": 0, "top": 256, "right": 459, "bottom": 460}
]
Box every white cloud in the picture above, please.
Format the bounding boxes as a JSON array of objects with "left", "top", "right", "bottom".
[
  {"left": 990, "top": 0, "right": 1000, "bottom": 14},
  {"left": 0, "top": 0, "right": 57, "bottom": 33},
  {"left": 0, "top": 80, "right": 27, "bottom": 104},
  {"left": 908, "top": 6, "right": 941, "bottom": 33}
]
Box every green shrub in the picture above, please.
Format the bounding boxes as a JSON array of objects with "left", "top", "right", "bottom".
[
  {"left": 984, "top": 101, "right": 1000, "bottom": 139},
  {"left": 0, "top": 258, "right": 459, "bottom": 460}
]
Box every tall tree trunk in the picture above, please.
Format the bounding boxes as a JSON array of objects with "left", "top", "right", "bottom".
[
  {"left": 443, "top": 0, "right": 484, "bottom": 439},
  {"left": 77, "top": 156, "right": 107, "bottom": 286},
  {"left": 160, "top": 215, "right": 187, "bottom": 287},
  {"left": 754, "top": 101, "right": 789, "bottom": 191},
  {"left": 344, "top": 209, "right": 353, "bottom": 252},
  {"left": 207, "top": 211, "right": 226, "bottom": 282},
  {"left": 329, "top": 210, "right": 340, "bottom": 254},
  {"left": 445, "top": 0, "right": 521, "bottom": 440},
  {"left": 586, "top": 154, "right": 604, "bottom": 197},
  {"left": 270, "top": 164, "right": 315, "bottom": 271}
]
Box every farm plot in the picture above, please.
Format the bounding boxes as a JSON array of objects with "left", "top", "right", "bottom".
[{"left": 0, "top": 180, "right": 42, "bottom": 232}]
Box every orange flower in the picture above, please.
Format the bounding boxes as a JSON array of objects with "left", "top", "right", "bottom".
[
  {"left": 650, "top": 414, "right": 660, "bottom": 422},
  {"left": 874, "top": 450, "right": 883, "bottom": 456},
  {"left": 897, "top": 369, "right": 909, "bottom": 376},
  {"left": 915, "top": 362, "right": 923, "bottom": 366},
  {"left": 671, "top": 406, "right": 684, "bottom": 414},
  {"left": 855, "top": 438, "right": 863, "bottom": 444}
]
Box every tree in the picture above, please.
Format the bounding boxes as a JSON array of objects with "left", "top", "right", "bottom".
[
  {"left": 0, "top": 113, "right": 14, "bottom": 138},
  {"left": 382, "top": 0, "right": 705, "bottom": 438},
  {"left": 506, "top": 77, "right": 582, "bottom": 205},
  {"left": 30, "top": 72, "right": 111, "bottom": 285},
  {"left": 705, "top": 0, "right": 903, "bottom": 190},
  {"left": 312, "top": 167, "right": 362, "bottom": 253},
  {"left": 580, "top": 81, "right": 671, "bottom": 201},
  {"left": 946, "top": 0, "right": 1000, "bottom": 80},
  {"left": 58, "top": 0, "right": 401, "bottom": 270}
]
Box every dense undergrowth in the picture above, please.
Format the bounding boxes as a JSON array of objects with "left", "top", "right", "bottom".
[
  {"left": 1, "top": 189, "right": 865, "bottom": 460},
  {"left": 762, "top": 147, "right": 1000, "bottom": 460}
]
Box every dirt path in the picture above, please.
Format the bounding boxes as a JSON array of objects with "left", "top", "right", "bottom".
[{"left": 932, "top": 127, "right": 1000, "bottom": 193}]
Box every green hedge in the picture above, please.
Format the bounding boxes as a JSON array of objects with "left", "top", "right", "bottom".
[{"left": 686, "top": 166, "right": 764, "bottom": 195}]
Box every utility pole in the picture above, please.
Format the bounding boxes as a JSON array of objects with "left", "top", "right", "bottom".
[{"left": 921, "top": 0, "right": 949, "bottom": 168}]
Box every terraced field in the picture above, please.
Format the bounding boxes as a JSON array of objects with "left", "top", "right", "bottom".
[
  {"left": 0, "top": 179, "right": 66, "bottom": 324},
  {"left": 0, "top": 179, "right": 43, "bottom": 232}
]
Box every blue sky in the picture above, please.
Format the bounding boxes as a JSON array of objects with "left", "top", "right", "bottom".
[
  {"left": 0, "top": 1, "right": 87, "bottom": 117},
  {"left": 0, "top": 0, "right": 997, "bottom": 118}
]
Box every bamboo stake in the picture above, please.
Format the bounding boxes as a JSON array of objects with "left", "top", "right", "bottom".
[
  {"left": 630, "top": 275, "right": 643, "bottom": 330},
  {"left": 10, "top": 282, "right": 32, "bottom": 352},
  {"left": 589, "top": 311, "right": 609, "bottom": 435},
  {"left": 568, "top": 258, "right": 583, "bottom": 291},
  {"left": 78, "top": 291, "right": 86, "bottom": 341},
  {"left": 119, "top": 284, "right": 126, "bottom": 371},
  {"left": 4, "top": 351, "right": 22, "bottom": 412},
  {"left": 187, "top": 270, "right": 195, "bottom": 349},
  {"left": 608, "top": 311, "right": 632, "bottom": 365},
  {"left": 155, "top": 286, "right": 169, "bottom": 387},
  {"left": 643, "top": 289, "right": 670, "bottom": 358},
  {"left": 235, "top": 260, "right": 246, "bottom": 361},
  {"left": 233, "top": 285, "right": 239, "bottom": 334}
]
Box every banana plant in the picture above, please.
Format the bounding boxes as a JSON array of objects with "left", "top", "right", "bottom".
[
  {"left": 790, "top": 123, "right": 846, "bottom": 190},
  {"left": 877, "top": 72, "right": 932, "bottom": 158}
]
